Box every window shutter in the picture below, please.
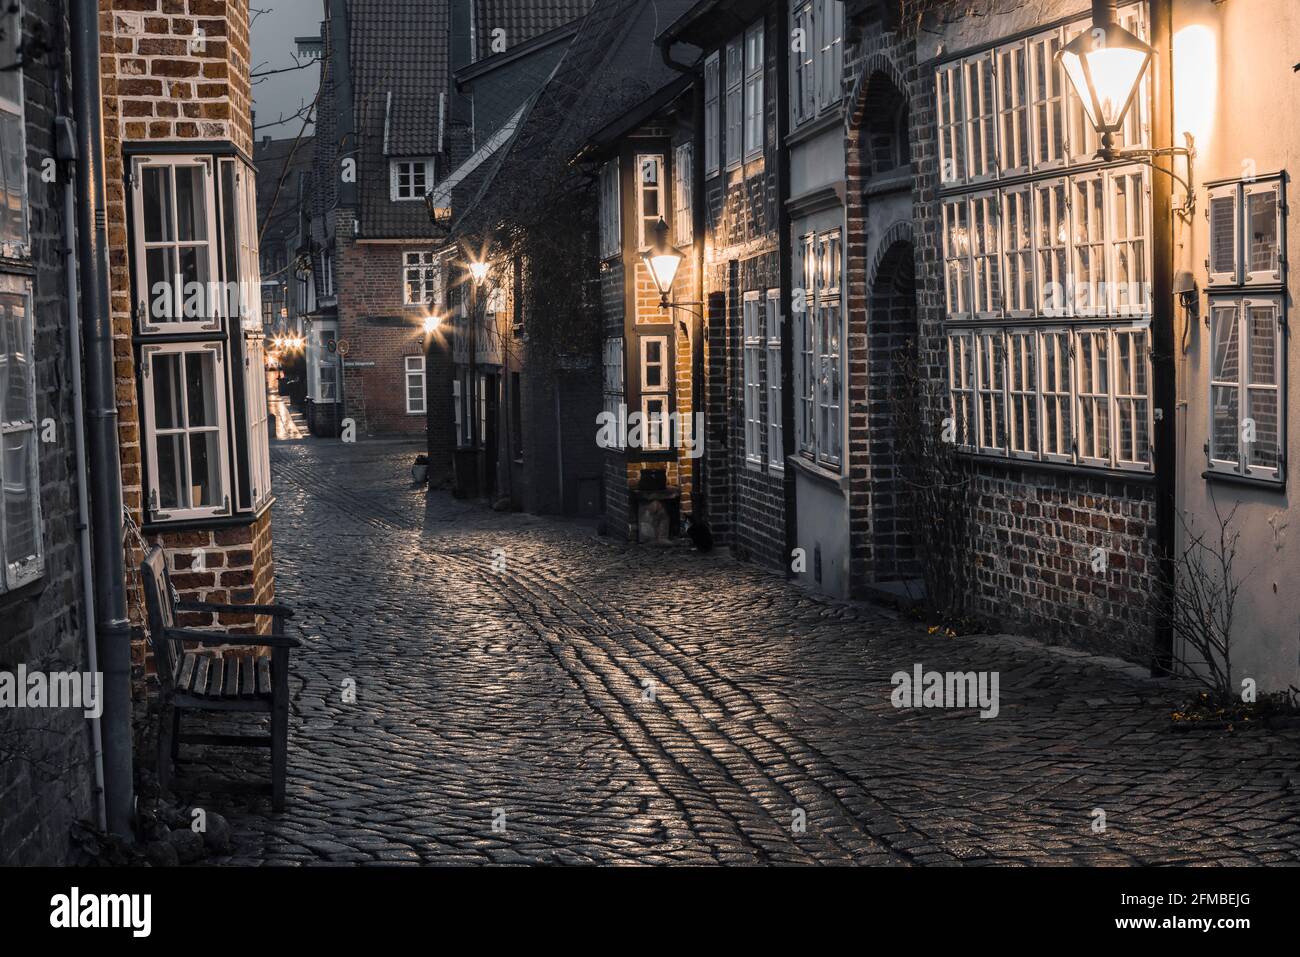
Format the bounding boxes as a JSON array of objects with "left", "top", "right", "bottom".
[{"left": 1206, "top": 183, "right": 1240, "bottom": 286}]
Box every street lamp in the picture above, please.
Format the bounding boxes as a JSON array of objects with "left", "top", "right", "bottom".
[
  {"left": 468, "top": 259, "right": 490, "bottom": 287},
  {"left": 641, "top": 218, "right": 684, "bottom": 308},
  {"left": 1058, "top": 0, "right": 1151, "bottom": 162},
  {"left": 1058, "top": 0, "right": 1196, "bottom": 217},
  {"left": 423, "top": 312, "right": 443, "bottom": 334}
]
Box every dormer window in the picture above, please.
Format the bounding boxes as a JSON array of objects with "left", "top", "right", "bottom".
[{"left": 391, "top": 158, "right": 434, "bottom": 201}]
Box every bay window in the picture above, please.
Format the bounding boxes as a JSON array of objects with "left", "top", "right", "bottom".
[
  {"left": 130, "top": 148, "right": 273, "bottom": 522},
  {"left": 813, "top": 231, "right": 842, "bottom": 468},
  {"left": 797, "top": 235, "right": 816, "bottom": 454}
]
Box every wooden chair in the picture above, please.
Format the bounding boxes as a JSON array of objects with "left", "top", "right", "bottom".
[{"left": 140, "top": 545, "right": 300, "bottom": 812}]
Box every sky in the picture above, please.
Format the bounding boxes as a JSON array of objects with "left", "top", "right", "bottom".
[{"left": 250, "top": 1, "right": 324, "bottom": 142}]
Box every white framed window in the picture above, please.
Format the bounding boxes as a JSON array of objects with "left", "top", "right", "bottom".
[
  {"left": 219, "top": 158, "right": 262, "bottom": 332},
  {"left": 796, "top": 234, "right": 816, "bottom": 453},
  {"left": 131, "top": 155, "right": 222, "bottom": 334},
  {"left": 743, "top": 291, "right": 763, "bottom": 467},
  {"left": 996, "top": 40, "right": 1030, "bottom": 176},
  {"left": 1208, "top": 296, "right": 1284, "bottom": 481},
  {"left": 1074, "top": 328, "right": 1111, "bottom": 465},
  {"left": 962, "top": 53, "right": 997, "bottom": 183},
  {"left": 1006, "top": 329, "right": 1038, "bottom": 458},
  {"left": 813, "top": 230, "right": 842, "bottom": 468},
  {"left": 673, "top": 143, "right": 693, "bottom": 246},
  {"left": 1112, "top": 325, "right": 1151, "bottom": 469},
  {"left": 1038, "top": 328, "right": 1074, "bottom": 462},
  {"left": 792, "top": 1, "right": 816, "bottom": 126},
  {"left": 1109, "top": 165, "right": 1149, "bottom": 315},
  {"left": 766, "top": 288, "right": 783, "bottom": 470},
  {"left": 1002, "top": 185, "right": 1035, "bottom": 317},
  {"left": 390, "top": 158, "right": 433, "bottom": 201},
  {"left": 948, "top": 332, "right": 975, "bottom": 449},
  {"left": 1027, "top": 28, "right": 1065, "bottom": 171},
  {"left": 704, "top": 52, "right": 721, "bottom": 176},
  {"left": 636, "top": 154, "right": 665, "bottom": 248},
  {"left": 1243, "top": 179, "right": 1284, "bottom": 286},
  {"left": 0, "top": 274, "right": 42, "bottom": 591},
  {"left": 970, "top": 191, "right": 1002, "bottom": 318},
  {"left": 935, "top": 61, "right": 965, "bottom": 185},
  {"left": 743, "top": 21, "right": 765, "bottom": 160},
  {"left": 603, "top": 337, "right": 625, "bottom": 451},
  {"left": 1071, "top": 171, "right": 1107, "bottom": 317},
  {"left": 403, "top": 250, "right": 439, "bottom": 306},
  {"left": 1116, "top": 2, "right": 1151, "bottom": 151},
  {"left": 242, "top": 335, "right": 272, "bottom": 508},
  {"left": 0, "top": 2, "right": 27, "bottom": 261},
  {"left": 640, "top": 336, "right": 670, "bottom": 451},
  {"left": 1206, "top": 183, "right": 1241, "bottom": 287},
  {"left": 725, "top": 37, "right": 744, "bottom": 169},
  {"left": 141, "top": 341, "right": 231, "bottom": 521},
  {"left": 599, "top": 159, "right": 621, "bottom": 259},
  {"left": 974, "top": 330, "right": 1005, "bottom": 453},
  {"left": 405, "top": 355, "right": 426, "bottom": 414},
  {"left": 1034, "top": 178, "right": 1069, "bottom": 316},
  {"left": 942, "top": 197, "right": 971, "bottom": 318},
  {"left": 814, "top": 0, "right": 843, "bottom": 113}
]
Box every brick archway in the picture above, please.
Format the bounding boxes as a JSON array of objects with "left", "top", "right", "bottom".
[{"left": 867, "top": 232, "right": 918, "bottom": 582}]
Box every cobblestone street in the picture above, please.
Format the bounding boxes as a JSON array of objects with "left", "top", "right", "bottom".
[{"left": 203, "top": 436, "right": 1300, "bottom": 866}]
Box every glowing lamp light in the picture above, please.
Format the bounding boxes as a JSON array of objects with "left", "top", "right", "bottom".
[
  {"left": 423, "top": 313, "right": 443, "bottom": 334},
  {"left": 641, "top": 218, "right": 683, "bottom": 307},
  {"left": 1058, "top": 0, "right": 1152, "bottom": 161},
  {"left": 468, "top": 259, "right": 490, "bottom": 287}
]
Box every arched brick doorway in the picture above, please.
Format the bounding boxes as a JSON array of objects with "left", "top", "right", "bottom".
[{"left": 868, "top": 238, "right": 918, "bottom": 582}]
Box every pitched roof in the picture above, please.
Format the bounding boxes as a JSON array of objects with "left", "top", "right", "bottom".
[
  {"left": 472, "top": 0, "right": 595, "bottom": 60},
  {"left": 453, "top": 0, "right": 697, "bottom": 236}
]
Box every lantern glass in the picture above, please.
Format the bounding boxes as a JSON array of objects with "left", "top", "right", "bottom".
[{"left": 1059, "top": 21, "right": 1151, "bottom": 135}]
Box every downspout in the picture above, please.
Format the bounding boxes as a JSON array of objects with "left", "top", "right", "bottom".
[
  {"left": 660, "top": 37, "right": 708, "bottom": 525},
  {"left": 71, "top": 0, "right": 133, "bottom": 838},
  {"left": 56, "top": 111, "right": 106, "bottom": 832},
  {"left": 1150, "top": 0, "right": 1176, "bottom": 675}
]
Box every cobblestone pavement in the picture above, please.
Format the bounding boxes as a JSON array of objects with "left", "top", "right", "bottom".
[{"left": 201, "top": 436, "right": 1300, "bottom": 865}]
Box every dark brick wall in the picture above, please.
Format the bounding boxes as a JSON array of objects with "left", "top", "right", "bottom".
[
  {"left": 0, "top": 0, "right": 94, "bottom": 865},
  {"left": 700, "top": 4, "right": 787, "bottom": 570},
  {"left": 893, "top": 6, "right": 1158, "bottom": 660}
]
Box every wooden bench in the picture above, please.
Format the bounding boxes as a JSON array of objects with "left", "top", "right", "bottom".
[{"left": 140, "top": 545, "right": 300, "bottom": 812}]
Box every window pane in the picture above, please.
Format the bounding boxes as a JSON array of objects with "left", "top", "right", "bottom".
[
  {"left": 185, "top": 352, "right": 217, "bottom": 426},
  {"left": 188, "top": 431, "right": 220, "bottom": 507},
  {"left": 142, "top": 166, "right": 174, "bottom": 242},
  {"left": 1249, "top": 387, "right": 1279, "bottom": 468},
  {"left": 0, "top": 110, "right": 23, "bottom": 248},
  {"left": 152, "top": 353, "right": 183, "bottom": 429},
  {"left": 0, "top": 291, "right": 30, "bottom": 424},
  {"left": 1248, "top": 305, "right": 1276, "bottom": 385},
  {"left": 1211, "top": 385, "right": 1239, "bottom": 463},
  {"left": 174, "top": 166, "right": 207, "bottom": 242},
  {"left": 177, "top": 246, "right": 210, "bottom": 314},
  {"left": 1211, "top": 304, "right": 1239, "bottom": 383},
  {"left": 1247, "top": 189, "right": 1279, "bottom": 275},
  {"left": 2, "top": 429, "right": 37, "bottom": 563},
  {"left": 156, "top": 432, "right": 187, "bottom": 509}
]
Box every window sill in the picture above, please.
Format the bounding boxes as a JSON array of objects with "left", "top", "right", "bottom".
[
  {"left": 1202, "top": 469, "right": 1286, "bottom": 492},
  {"left": 142, "top": 497, "right": 274, "bottom": 535},
  {"left": 862, "top": 169, "right": 913, "bottom": 197},
  {"left": 787, "top": 452, "right": 846, "bottom": 491},
  {"left": 957, "top": 451, "right": 1155, "bottom": 483},
  {"left": 786, "top": 107, "right": 843, "bottom": 149}
]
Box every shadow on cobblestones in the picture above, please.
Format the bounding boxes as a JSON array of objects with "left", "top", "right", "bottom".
[{"left": 185, "top": 437, "right": 1300, "bottom": 866}]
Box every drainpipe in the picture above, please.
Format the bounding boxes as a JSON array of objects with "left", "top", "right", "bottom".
[
  {"left": 1150, "top": 0, "right": 1176, "bottom": 675},
  {"left": 71, "top": 0, "right": 133, "bottom": 838},
  {"left": 660, "top": 36, "right": 709, "bottom": 526},
  {"left": 56, "top": 112, "right": 106, "bottom": 833}
]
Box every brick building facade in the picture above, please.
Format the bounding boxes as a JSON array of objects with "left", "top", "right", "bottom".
[{"left": 99, "top": 0, "right": 277, "bottom": 658}]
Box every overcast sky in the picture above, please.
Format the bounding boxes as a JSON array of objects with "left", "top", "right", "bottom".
[{"left": 250, "top": 2, "right": 324, "bottom": 141}]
